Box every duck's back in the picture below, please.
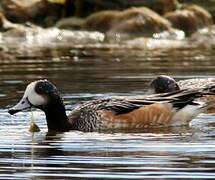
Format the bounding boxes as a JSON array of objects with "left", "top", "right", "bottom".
[
  {"left": 68, "top": 99, "right": 173, "bottom": 131},
  {"left": 178, "top": 78, "right": 215, "bottom": 89},
  {"left": 67, "top": 90, "right": 212, "bottom": 132},
  {"left": 68, "top": 98, "right": 144, "bottom": 131},
  {"left": 178, "top": 78, "right": 215, "bottom": 113}
]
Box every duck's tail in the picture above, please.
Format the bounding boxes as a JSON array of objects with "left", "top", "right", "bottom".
[
  {"left": 202, "top": 84, "right": 215, "bottom": 95},
  {"left": 198, "top": 100, "right": 215, "bottom": 111},
  {"left": 171, "top": 100, "right": 215, "bottom": 126}
]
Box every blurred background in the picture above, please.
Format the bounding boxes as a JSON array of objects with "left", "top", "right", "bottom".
[
  {"left": 0, "top": 0, "right": 214, "bottom": 26},
  {"left": 0, "top": 0, "right": 214, "bottom": 31},
  {"left": 0, "top": 1, "right": 215, "bottom": 179}
]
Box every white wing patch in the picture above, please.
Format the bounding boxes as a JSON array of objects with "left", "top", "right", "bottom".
[{"left": 171, "top": 105, "right": 202, "bottom": 126}]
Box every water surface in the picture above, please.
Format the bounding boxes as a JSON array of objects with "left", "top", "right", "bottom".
[{"left": 0, "top": 30, "right": 215, "bottom": 179}]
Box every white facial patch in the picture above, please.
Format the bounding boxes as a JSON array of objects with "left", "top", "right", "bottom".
[{"left": 23, "top": 81, "right": 46, "bottom": 106}]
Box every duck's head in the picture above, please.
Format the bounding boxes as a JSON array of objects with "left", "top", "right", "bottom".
[
  {"left": 150, "top": 75, "right": 180, "bottom": 93},
  {"left": 8, "top": 80, "right": 60, "bottom": 115}
]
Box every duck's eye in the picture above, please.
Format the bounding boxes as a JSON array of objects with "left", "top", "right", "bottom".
[
  {"left": 41, "top": 82, "right": 56, "bottom": 94},
  {"left": 35, "top": 80, "right": 57, "bottom": 95},
  {"left": 35, "top": 82, "right": 45, "bottom": 94},
  {"left": 21, "top": 101, "right": 25, "bottom": 104},
  {"left": 36, "top": 86, "right": 43, "bottom": 94}
]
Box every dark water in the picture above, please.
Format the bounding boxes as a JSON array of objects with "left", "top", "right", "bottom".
[{"left": 0, "top": 30, "right": 215, "bottom": 179}]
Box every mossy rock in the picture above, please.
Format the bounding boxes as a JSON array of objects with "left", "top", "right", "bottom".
[
  {"left": 165, "top": 10, "right": 198, "bottom": 36},
  {"left": 0, "top": 12, "right": 26, "bottom": 32},
  {"left": 182, "top": 4, "right": 213, "bottom": 27},
  {"left": 151, "top": 0, "right": 179, "bottom": 15},
  {"left": 84, "top": 7, "right": 172, "bottom": 40},
  {"left": 117, "top": 7, "right": 171, "bottom": 32},
  {"left": 107, "top": 7, "right": 172, "bottom": 40},
  {"left": 83, "top": 10, "right": 120, "bottom": 32},
  {"left": 165, "top": 4, "right": 213, "bottom": 36},
  {"left": 0, "top": 0, "right": 64, "bottom": 27}
]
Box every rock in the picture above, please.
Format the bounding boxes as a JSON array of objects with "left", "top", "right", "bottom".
[
  {"left": 179, "top": 0, "right": 215, "bottom": 21},
  {"left": 84, "top": 7, "right": 173, "bottom": 41},
  {"left": 151, "top": 0, "right": 179, "bottom": 15},
  {"left": 165, "top": 10, "right": 198, "bottom": 36},
  {"left": 183, "top": 5, "right": 213, "bottom": 27},
  {"left": 0, "top": 0, "right": 64, "bottom": 26},
  {"left": 107, "top": 7, "right": 173, "bottom": 41},
  {"left": 83, "top": 10, "right": 120, "bottom": 32},
  {"left": 1, "top": 0, "right": 35, "bottom": 23},
  {"left": 0, "top": 12, "right": 27, "bottom": 32},
  {"left": 165, "top": 4, "right": 213, "bottom": 36}
]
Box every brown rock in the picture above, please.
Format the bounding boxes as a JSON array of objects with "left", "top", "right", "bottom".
[
  {"left": 183, "top": 5, "right": 213, "bottom": 27},
  {"left": 0, "top": 0, "right": 64, "bottom": 26},
  {"left": 107, "top": 7, "right": 172, "bottom": 40},
  {"left": 165, "top": 10, "right": 198, "bottom": 36},
  {"left": 83, "top": 10, "right": 120, "bottom": 32},
  {"left": 152, "top": 0, "right": 179, "bottom": 15},
  {"left": 165, "top": 4, "right": 213, "bottom": 36},
  {"left": 0, "top": 12, "right": 26, "bottom": 31},
  {"left": 84, "top": 7, "right": 172, "bottom": 39}
]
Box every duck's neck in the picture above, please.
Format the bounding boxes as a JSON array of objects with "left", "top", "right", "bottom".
[{"left": 43, "top": 97, "right": 72, "bottom": 132}]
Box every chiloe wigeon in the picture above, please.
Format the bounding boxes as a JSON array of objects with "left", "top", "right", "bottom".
[
  {"left": 8, "top": 79, "right": 215, "bottom": 132},
  {"left": 150, "top": 75, "right": 215, "bottom": 113}
]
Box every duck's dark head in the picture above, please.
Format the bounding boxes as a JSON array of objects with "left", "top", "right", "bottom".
[
  {"left": 8, "top": 80, "right": 60, "bottom": 115},
  {"left": 150, "top": 75, "right": 180, "bottom": 94}
]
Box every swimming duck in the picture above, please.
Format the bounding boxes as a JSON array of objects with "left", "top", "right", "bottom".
[
  {"left": 8, "top": 79, "right": 215, "bottom": 132},
  {"left": 150, "top": 75, "right": 215, "bottom": 113},
  {"left": 150, "top": 75, "right": 180, "bottom": 94}
]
